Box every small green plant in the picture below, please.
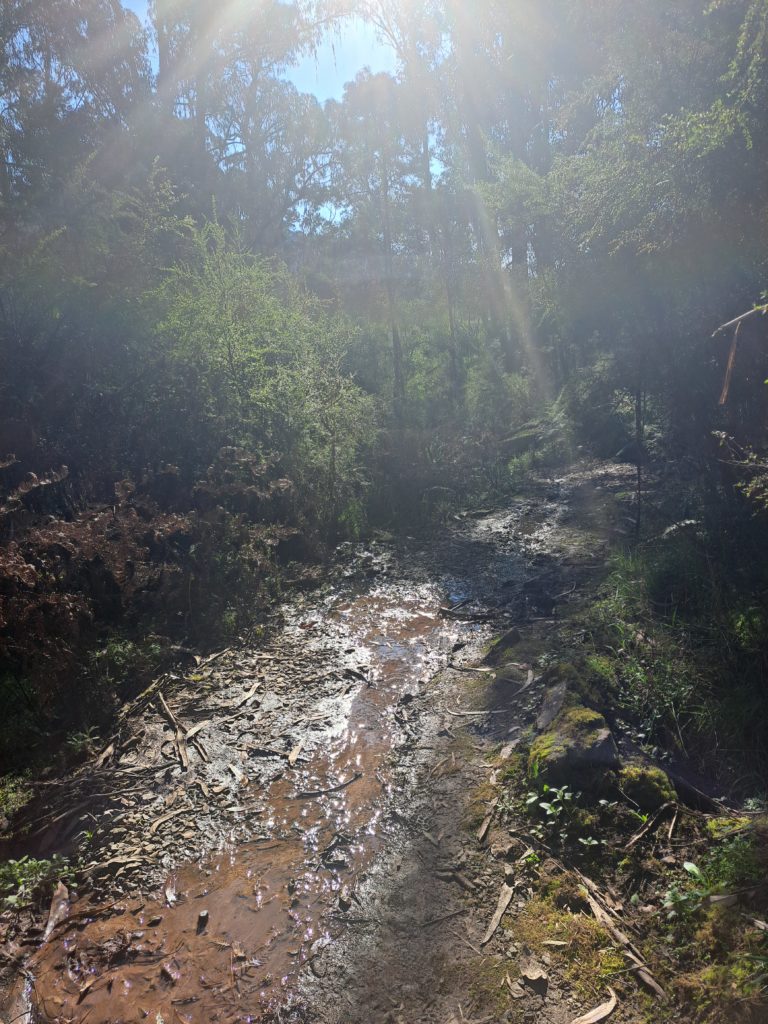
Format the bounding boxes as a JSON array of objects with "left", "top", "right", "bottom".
[
  {"left": 663, "top": 829, "right": 763, "bottom": 920},
  {"left": 525, "top": 784, "right": 578, "bottom": 843},
  {"left": 0, "top": 854, "right": 73, "bottom": 909},
  {"left": 704, "top": 831, "right": 762, "bottom": 892},
  {"left": 65, "top": 726, "right": 100, "bottom": 759},
  {"left": 220, "top": 606, "right": 239, "bottom": 636},
  {"left": 578, "top": 836, "right": 602, "bottom": 848},
  {"left": 663, "top": 861, "right": 708, "bottom": 919},
  {"left": 741, "top": 950, "right": 768, "bottom": 995},
  {"left": 628, "top": 808, "right": 650, "bottom": 825}
]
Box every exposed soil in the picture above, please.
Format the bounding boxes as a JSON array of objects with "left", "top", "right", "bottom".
[{"left": 0, "top": 463, "right": 662, "bottom": 1024}]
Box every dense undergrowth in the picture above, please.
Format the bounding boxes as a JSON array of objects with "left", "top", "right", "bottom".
[{"left": 583, "top": 509, "right": 768, "bottom": 793}]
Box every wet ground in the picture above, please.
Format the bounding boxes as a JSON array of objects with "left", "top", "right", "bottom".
[{"left": 1, "top": 464, "right": 631, "bottom": 1024}]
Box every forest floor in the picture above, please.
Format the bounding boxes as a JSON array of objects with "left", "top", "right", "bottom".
[{"left": 0, "top": 461, "right": 762, "bottom": 1024}]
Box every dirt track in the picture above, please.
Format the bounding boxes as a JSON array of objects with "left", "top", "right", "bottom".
[{"left": 2, "top": 463, "right": 636, "bottom": 1024}]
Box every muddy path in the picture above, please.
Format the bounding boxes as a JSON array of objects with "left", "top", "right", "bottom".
[{"left": 1, "top": 463, "right": 631, "bottom": 1024}]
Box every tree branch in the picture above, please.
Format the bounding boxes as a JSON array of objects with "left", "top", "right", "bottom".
[{"left": 712, "top": 303, "right": 768, "bottom": 337}]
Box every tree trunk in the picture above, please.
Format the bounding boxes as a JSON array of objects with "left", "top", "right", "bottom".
[
  {"left": 635, "top": 385, "right": 645, "bottom": 540},
  {"left": 380, "top": 149, "right": 405, "bottom": 415}
]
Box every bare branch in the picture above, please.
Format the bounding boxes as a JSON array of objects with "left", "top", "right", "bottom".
[{"left": 712, "top": 303, "right": 768, "bottom": 337}]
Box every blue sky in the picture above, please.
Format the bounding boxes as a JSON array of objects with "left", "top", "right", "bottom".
[
  {"left": 290, "top": 21, "right": 397, "bottom": 99},
  {"left": 123, "top": 1, "right": 397, "bottom": 101}
]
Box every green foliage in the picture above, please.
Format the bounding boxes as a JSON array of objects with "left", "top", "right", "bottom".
[
  {"left": 65, "top": 726, "right": 100, "bottom": 760},
  {"left": 88, "top": 638, "right": 162, "bottom": 685},
  {"left": 663, "top": 831, "right": 762, "bottom": 920},
  {"left": 0, "top": 855, "right": 72, "bottom": 910},
  {"left": 703, "top": 831, "right": 763, "bottom": 893},
  {"left": 0, "top": 774, "right": 32, "bottom": 819},
  {"left": 588, "top": 552, "right": 699, "bottom": 745},
  {"left": 554, "top": 358, "right": 632, "bottom": 459},
  {"left": 153, "top": 222, "right": 377, "bottom": 535},
  {"left": 663, "top": 861, "right": 711, "bottom": 920},
  {"left": 523, "top": 782, "right": 600, "bottom": 849}
]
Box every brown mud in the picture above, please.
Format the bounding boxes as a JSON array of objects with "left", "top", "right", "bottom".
[{"left": 0, "top": 463, "right": 635, "bottom": 1024}]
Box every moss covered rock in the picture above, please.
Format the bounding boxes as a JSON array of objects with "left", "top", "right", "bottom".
[
  {"left": 528, "top": 704, "right": 619, "bottom": 785},
  {"left": 619, "top": 763, "right": 675, "bottom": 810}
]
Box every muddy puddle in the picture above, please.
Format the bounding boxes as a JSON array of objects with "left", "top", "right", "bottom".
[
  {"left": 5, "top": 493, "right": 581, "bottom": 1024},
  {"left": 16, "top": 581, "right": 480, "bottom": 1022}
]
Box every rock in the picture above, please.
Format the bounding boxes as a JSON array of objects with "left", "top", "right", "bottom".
[
  {"left": 618, "top": 763, "right": 675, "bottom": 810},
  {"left": 520, "top": 962, "right": 549, "bottom": 995},
  {"left": 483, "top": 628, "right": 522, "bottom": 666},
  {"left": 491, "top": 837, "right": 526, "bottom": 860},
  {"left": 528, "top": 704, "right": 619, "bottom": 785},
  {"left": 338, "top": 888, "right": 352, "bottom": 912},
  {"left": 536, "top": 681, "right": 568, "bottom": 730}
]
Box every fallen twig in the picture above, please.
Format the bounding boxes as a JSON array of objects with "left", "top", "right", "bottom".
[
  {"left": 201, "top": 647, "right": 232, "bottom": 667},
  {"left": 150, "top": 807, "right": 189, "bottom": 835},
  {"left": 232, "top": 679, "right": 261, "bottom": 709},
  {"left": 452, "top": 927, "right": 486, "bottom": 957},
  {"left": 441, "top": 708, "right": 508, "bottom": 717},
  {"left": 157, "top": 693, "right": 189, "bottom": 771},
  {"left": 712, "top": 303, "right": 768, "bottom": 336},
  {"left": 293, "top": 772, "right": 363, "bottom": 798},
  {"left": 667, "top": 806, "right": 680, "bottom": 842},
  {"left": 476, "top": 798, "right": 499, "bottom": 844},
  {"left": 624, "top": 802, "right": 675, "bottom": 851},
  {"left": 420, "top": 908, "right": 466, "bottom": 929},
  {"left": 570, "top": 988, "right": 618, "bottom": 1024}
]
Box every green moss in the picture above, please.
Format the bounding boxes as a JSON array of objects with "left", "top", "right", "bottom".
[
  {"left": 541, "top": 661, "right": 602, "bottom": 708},
  {"left": 705, "top": 816, "right": 751, "bottom": 840},
  {"left": 619, "top": 763, "right": 675, "bottom": 810},
  {"left": 571, "top": 807, "right": 600, "bottom": 834},
  {"left": 515, "top": 895, "right": 622, "bottom": 1001},
  {"left": 528, "top": 731, "right": 566, "bottom": 773},
  {"left": 585, "top": 653, "right": 618, "bottom": 688},
  {"left": 597, "top": 947, "right": 626, "bottom": 980}
]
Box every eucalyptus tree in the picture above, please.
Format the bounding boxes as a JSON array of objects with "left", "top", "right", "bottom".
[
  {"left": 327, "top": 71, "right": 424, "bottom": 414},
  {"left": 149, "top": 0, "right": 325, "bottom": 241},
  {"left": 0, "top": 0, "right": 150, "bottom": 214}
]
